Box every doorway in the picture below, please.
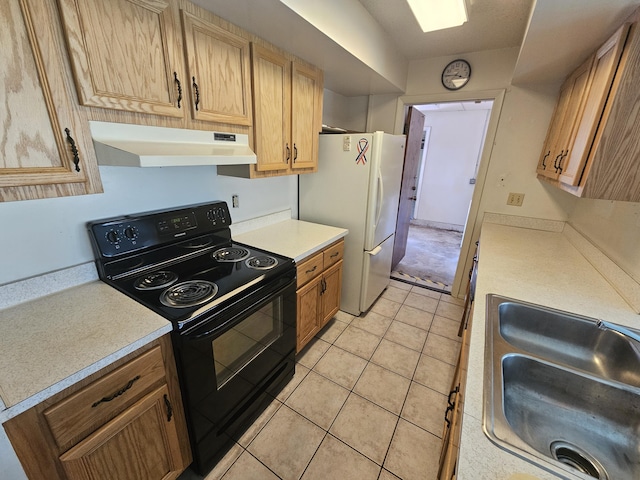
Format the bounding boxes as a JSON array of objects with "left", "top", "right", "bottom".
[{"left": 392, "top": 99, "right": 494, "bottom": 293}]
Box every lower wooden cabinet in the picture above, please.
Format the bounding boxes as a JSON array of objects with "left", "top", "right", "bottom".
[
  {"left": 296, "top": 239, "right": 344, "bottom": 352},
  {"left": 438, "top": 307, "right": 473, "bottom": 480},
  {"left": 4, "top": 335, "right": 191, "bottom": 480}
]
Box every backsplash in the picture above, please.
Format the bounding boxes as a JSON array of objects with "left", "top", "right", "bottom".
[{"left": 0, "top": 166, "right": 297, "bottom": 286}]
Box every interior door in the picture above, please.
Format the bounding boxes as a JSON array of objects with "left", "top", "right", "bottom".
[{"left": 392, "top": 107, "right": 425, "bottom": 270}]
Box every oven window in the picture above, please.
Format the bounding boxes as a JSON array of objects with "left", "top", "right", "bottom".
[{"left": 212, "top": 298, "right": 283, "bottom": 389}]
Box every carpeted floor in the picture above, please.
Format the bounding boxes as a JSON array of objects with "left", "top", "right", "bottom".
[{"left": 392, "top": 225, "right": 463, "bottom": 291}]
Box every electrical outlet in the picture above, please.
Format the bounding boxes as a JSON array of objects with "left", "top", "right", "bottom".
[
  {"left": 343, "top": 135, "right": 351, "bottom": 151},
  {"left": 232, "top": 194, "right": 239, "bottom": 208},
  {"left": 507, "top": 192, "right": 524, "bottom": 206}
]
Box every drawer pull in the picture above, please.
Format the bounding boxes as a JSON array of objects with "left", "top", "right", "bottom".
[
  {"left": 164, "top": 394, "right": 173, "bottom": 422},
  {"left": 305, "top": 265, "right": 318, "bottom": 274},
  {"left": 447, "top": 385, "right": 459, "bottom": 408},
  {"left": 330, "top": 252, "right": 339, "bottom": 258},
  {"left": 91, "top": 375, "right": 141, "bottom": 408}
]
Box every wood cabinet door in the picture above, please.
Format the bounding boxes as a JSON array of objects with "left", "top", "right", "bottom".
[
  {"left": 552, "top": 58, "right": 592, "bottom": 179},
  {"left": 181, "top": 11, "right": 252, "bottom": 125},
  {"left": 60, "top": 385, "right": 186, "bottom": 480},
  {"left": 538, "top": 59, "right": 591, "bottom": 180},
  {"left": 251, "top": 43, "right": 291, "bottom": 172},
  {"left": 291, "top": 61, "right": 322, "bottom": 171},
  {"left": 296, "top": 277, "right": 322, "bottom": 352},
  {"left": 321, "top": 260, "right": 343, "bottom": 327},
  {"left": 0, "top": 0, "right": 102, "bottom": 201},
  {"left": 57, "top": 0, "right": 184, "bottom": 118},
  {"left": 559, "top": 24, "right": 630, "bottom": 186}
]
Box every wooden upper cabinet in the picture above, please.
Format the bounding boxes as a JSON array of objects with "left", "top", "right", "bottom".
[
  {"left": 0, "top": 0, "right": 102, "bottom": 202},
  {"left": 181, "top": 10, "right": 252, "bottom": 125},
  {"left": 559, "top": 23, "right": 629, "bottom": 187},
  {"left": 537, "top": 58, "right": 592, "bottom": 180},
  {"left": 291, "top": 62, "right": 323, "bottom": 171},
  {"left": 251, "top": 44, "right": 292, "bottom": 172},
  {"left": 249, "top": 43, "right": 322, "bottom": 176},
  {"left": 537, "top": 79, "right": 573, "bottom": 178},
  {"left": 57, "top": 0, "right": 185, "bottom": 117},
  {"left": 537, "top": 14, "right": 640, "bottom": 201}
]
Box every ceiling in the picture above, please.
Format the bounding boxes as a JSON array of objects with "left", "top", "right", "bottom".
[
  {"left": 192, "top": 0, "right": 640, "bottom": 96},
  {"left": 357, "top": 0, "right": 533, "bottom": 60}
]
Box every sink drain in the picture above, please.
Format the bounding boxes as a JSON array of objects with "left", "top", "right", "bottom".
[{"left": 550, "top": 441, "right": 608, "bottom": 479}]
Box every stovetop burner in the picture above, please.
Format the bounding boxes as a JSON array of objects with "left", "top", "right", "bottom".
[
  {"left": 160, "top": 280, "right": 219, "bottom": 308},
  {"left": 134, "top": 270, "right": 179, "bottom": 290},
  {"left": 245, "top": 255, "right": 278, "bottom": 270},
  {"left": 212, "top": 246, "right": 250, "bottom": 262}
]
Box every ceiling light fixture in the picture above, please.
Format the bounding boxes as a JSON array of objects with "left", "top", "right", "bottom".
[{"left": 407, "top": 0, "right": 468, "bottom": 33}]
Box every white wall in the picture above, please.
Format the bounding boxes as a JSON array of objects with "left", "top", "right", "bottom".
[
  {"left": 368, "top": 47, "right": 578, "bottom": 296},
  {"left": 415, "top": 109, "right": 490, "bottom": 226},
  {"left": 568, "top": 199, "right": 640, "bottom": 284},
  {"left": 322, "top": 89, "right": 369, "bottom": 132},
  {"left": 0, "top": 167, "right": 297, "bottom": 286}
]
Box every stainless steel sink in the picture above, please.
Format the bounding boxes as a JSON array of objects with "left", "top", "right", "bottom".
[{"left": 484, "top": 295, "right": 640, "bottom": 479}]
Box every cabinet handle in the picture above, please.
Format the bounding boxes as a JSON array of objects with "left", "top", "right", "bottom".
[
  {"left": 321, "top": 278, "right": 327, "bottom": 294},
  {"left": 557, "top": 150, "right": 568, "bottom": 174},
  {"left": 192, "top": 76, "right": 200, "bottom": 111},
  {"left": 164, "top": 394, "right": 173, "bottom": 422},
  {"left": 447, "top": 385, "right": 459, "bottom": 408},
  {"left": 553, "top": 150, "right": 564, "bottom": 173},
  {"left": 64, "top": 128, "right": 81, "bottom": 172},
  {"left": 305, "top": 265, "right": 318, "bottom": 274},
  {"left": 330, "top": 252, "right": 339, "bottom": 258},
  {"left": 541, "top": 151, "right": 550, "bottom": 169},
  {"left": 286, "top": 143, "right": 291, "bottom": 164},
  {"left": 444, "top": 403, "right": 454, "bottom": 427},
  {"left": 91, "top": 375, "right": 140, "bottom": 408},
  {"left": 293, "top": 143, "right": 298, "bottom": 163},
  {"left": 174, "top": 72, "right": 182, "bottom": 108}
]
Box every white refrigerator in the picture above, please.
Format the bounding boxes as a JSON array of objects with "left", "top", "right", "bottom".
[{"left": 299, "top": 131, "right": 405, "bottom": 315}]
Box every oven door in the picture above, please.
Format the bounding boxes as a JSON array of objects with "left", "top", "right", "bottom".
[{"left": 174, "top": 273, "right": 296, "bottom": 475}]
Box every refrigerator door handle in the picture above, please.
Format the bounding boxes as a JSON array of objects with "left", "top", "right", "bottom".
[
  {"left": 375, "top": 170, "right": 384, "bottom": 228},
  {"left": 367, "top": 245, "right": 383, "bottom": 256}
]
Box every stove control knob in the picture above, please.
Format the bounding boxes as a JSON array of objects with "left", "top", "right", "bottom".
[
  {"left": 106, "top": 230, "right": 120, "bottom": 244},
  {"left": 123, "top": 226, "right": 138, "bottom": 240}
]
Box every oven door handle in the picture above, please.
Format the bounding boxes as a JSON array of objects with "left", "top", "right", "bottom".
[{"left": 181, "top": 275, "right": 296, "bottom": 341}]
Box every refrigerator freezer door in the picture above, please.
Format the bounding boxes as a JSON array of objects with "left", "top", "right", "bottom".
[
  {"left": 364, "top": 133, "right": 405, "bottom": 250},
  {"left": 360, "top": 234, "right": 395, "bottom": 312}
]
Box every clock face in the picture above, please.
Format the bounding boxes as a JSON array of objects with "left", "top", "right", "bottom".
[{"left": 442, "top": 59, "right": 471, "bottom": 90}]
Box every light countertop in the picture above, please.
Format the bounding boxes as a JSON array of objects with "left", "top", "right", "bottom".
[
  {"left": 457, "top": 222, "right": 640, "bottom": 479},
  {"left": 234, "top": 219, "right": 348, "bottom": 262},
  {"left": 0, "top": 281, "right": 171, "bottom": 422}
]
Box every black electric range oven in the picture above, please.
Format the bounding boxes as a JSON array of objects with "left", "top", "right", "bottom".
[{"left": 88, "top": 201, "right": 296, "bottom": 475}]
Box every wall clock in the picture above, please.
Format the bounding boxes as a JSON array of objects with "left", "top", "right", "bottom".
[{"left": 442, "top": 59, "right": 471, "bottom": 90}]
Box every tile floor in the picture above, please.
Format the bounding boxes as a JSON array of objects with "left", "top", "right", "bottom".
[{"left": 182, "top": 279, "right": 464, "bottom": 480}]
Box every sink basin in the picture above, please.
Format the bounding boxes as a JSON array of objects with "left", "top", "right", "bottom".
[
  {"left": 498, "top": 299, "right": 640, "bottom": 387},
  {"left": 484, "top": 295, "right": 640, "bottom": 479}
]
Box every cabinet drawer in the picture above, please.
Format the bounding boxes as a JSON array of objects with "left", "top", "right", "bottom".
[
  {"left": 297, "top": 252, "right": 323, "bottom": 287},
  {"left": 323, "top": 240, "right": 344, "bottom": 268},
  {"left": 44, "top": 345, "right": 166, "bottom": 449}
]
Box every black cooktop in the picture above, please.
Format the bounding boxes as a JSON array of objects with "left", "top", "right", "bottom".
[{"left": 88, "top": 202, "right": 295, "bottom": 329}]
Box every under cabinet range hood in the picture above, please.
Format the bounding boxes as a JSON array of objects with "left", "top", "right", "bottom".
[{"left": 89, "top": 121, "right": 257, "bottom": 167}]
